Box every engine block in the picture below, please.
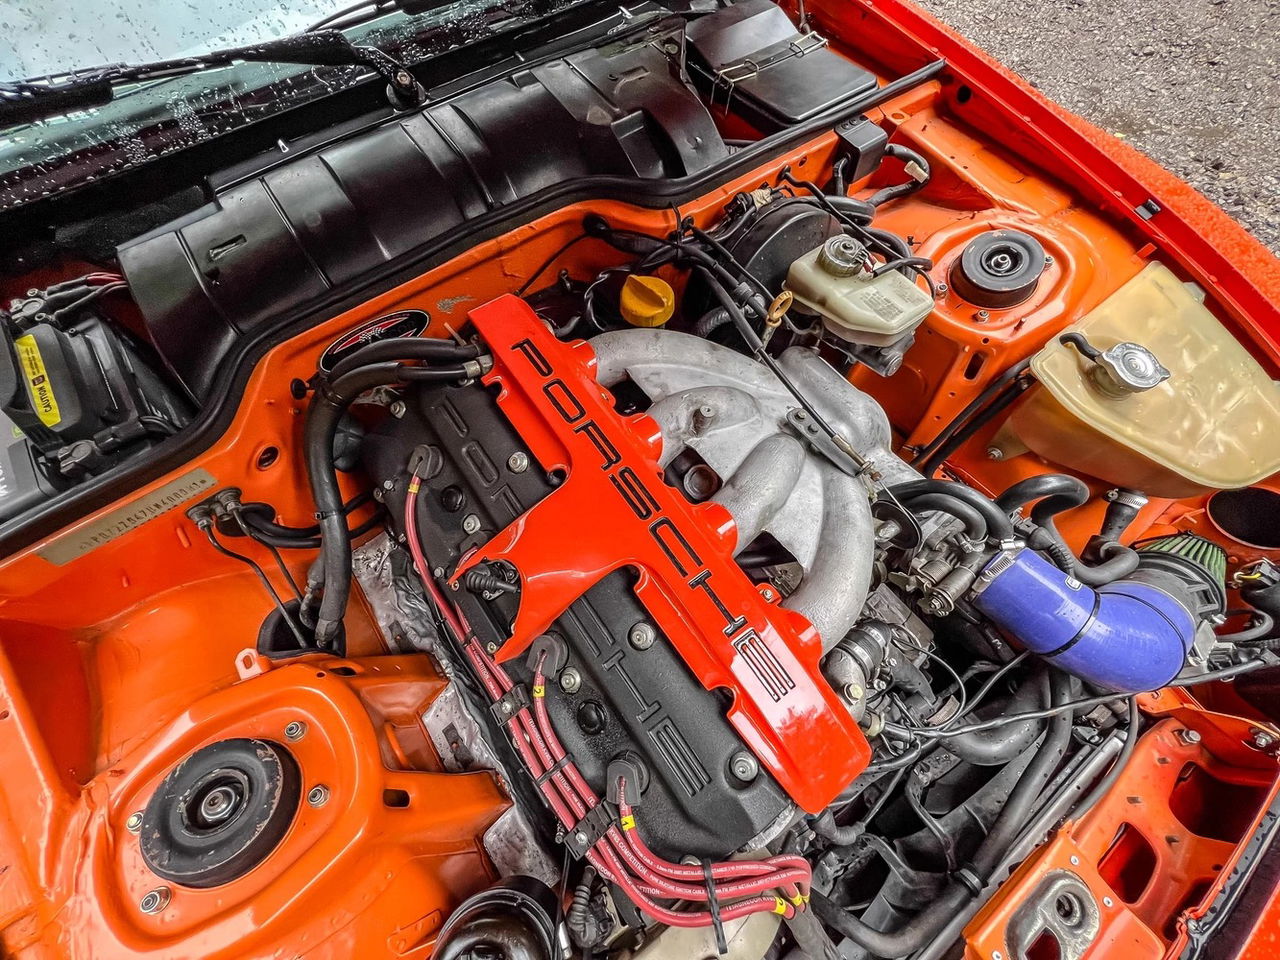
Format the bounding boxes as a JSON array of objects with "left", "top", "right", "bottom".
[{"left": 364, "top": 296, "right": 870, "bottom": 857}]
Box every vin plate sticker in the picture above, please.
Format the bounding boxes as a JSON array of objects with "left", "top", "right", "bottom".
[{"left": 38, "top": 468, "right": 217, "bottom": 566}]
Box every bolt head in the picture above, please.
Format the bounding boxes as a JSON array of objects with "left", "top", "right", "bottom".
[
  {"left": 395, "top": 69, "right": 413, "bottom": 86},
  {"left": 729, "top": 750, "right": 759, "bottom": 783},
  {"left": 559, "top": 667, "right": 582, "bottom": 694},
  {"left": 126, "top": 812, "right": 144, "bottom": 832},
  {"left": 139, "top": 887, "right": 171, "bottom": 914},
  {"left": 628, "top": 622, "right": 656, "bottom": 650},
  {"left": 284, "top": 720, "right": 307, "bottom": 741},
  {"left": 975, "top": 310, "right": 990, "bottom": 322},
  {"left": 389, "top": 400, "right": 407, "bottom": 418},
  {"left": 1253, "top": 730, "right": 1275, "bottom": 749},
  {"left": 575, "top": 831, "right": 589, "bottom": 845},
  {"left": 307, "top": 784, "right": 330, "bottom": 807},
  {"left": 507, "top": 451, "right": 530, "bottom": 473},
  {"left": 462, "top": 514, "right": 481, "bottom": 535},
  {"left": 843, "top": 682, "right": 865, "bottom": 702},
  {"left": 1103, "top": 896, "right": 1114, "bottom": 908},
  {"left": 986, "top": 446, "right": 1005, "bottom": 461}
]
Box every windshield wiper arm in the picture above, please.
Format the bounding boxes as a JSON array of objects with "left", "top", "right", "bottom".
[{"left": 0, "top": 30, "right": 425, "bottom": 128}]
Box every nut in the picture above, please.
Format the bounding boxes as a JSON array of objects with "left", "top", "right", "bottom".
[
  {"left": 139, "top": 887, "right": 171, "bottom": 915},
  {"left": 628, "top": 622, "right": 656, "bottom": 650},
  {"left": 507, "top": 451, "right": 530, "bottom": 473},
  {"left": 729, "top": 750, "right": 759, "bottom": 783},
  {"left": 284, "top": 720, "right": 307, "bottom": 741},
  {"left": 1251, "top": 729, "right": 1276, "bottom": 750},
  {"left": 559, "top": 667, "right": 582, "bottom": 694},
  {"left": 462, "top": 514, "right": 481, "bottom": 535},
  {"left": 1175, "top": 728, "right": 1201, "bottom": 746},
  {"left": 389, "top": 400, "right": 407, "bottom": 418},
  {"left": 307, "top": 784, "right": 331, "bottom": 807},
  {"left": 126, "top": 811, "right": 144, "bottom": 832}
]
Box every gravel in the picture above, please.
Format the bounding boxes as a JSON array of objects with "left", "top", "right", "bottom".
[{"left": 917, "top": 0, "right": 1280, "bottom": 254}]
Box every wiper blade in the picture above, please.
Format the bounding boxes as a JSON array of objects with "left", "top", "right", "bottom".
[{"left": 0, "top": 30, "right": 425, "bottom": 128}]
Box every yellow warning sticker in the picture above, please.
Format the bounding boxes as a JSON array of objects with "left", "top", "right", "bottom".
[{"left": 15, "top": 334, "right": 60, "bottom": 427}]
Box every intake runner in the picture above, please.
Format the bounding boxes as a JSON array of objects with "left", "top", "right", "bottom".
[{"left": 455, "top": 296, "right": 869, "bottom": 813}]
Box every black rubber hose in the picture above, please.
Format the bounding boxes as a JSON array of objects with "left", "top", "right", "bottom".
[
  {"left": 999, "top": 475, "right": 1141, "bottom": 586},
  {"left": 889, "top": 479, "right": 1015, "bottom": 540},
  {"left": 901, "top": 492, "right": 988, "bottom": 540},
  {"left": 825, "top": 194, "right": 876, "bottom": 225},
  {"left": 245, "top": 510, "right": 385, "bottom": 550},
  {"left": 996, "top": 474, "right": 1087, "bottom": 514},
  {"left": 941, "top": 671, "right": 1046, "bottom": 766},
  {"left": 914, "top": 358, "right": 1033, "bottom": 474},
  {"left": 242, "top": 492, "right": 373, "bottom": 540},
  {"left": 866, "top": 143, "right": 931, "bottom": 207},
  {"left": 306, "top": 362, "right": 470, "bottom": 647},
  {"left": 326, "top": 337, "right": 481, "bottom": 380},
  {"left": 1218, "top": 610, "right": 1277, "bottom": 645},
  {"left": 812, "top": 672, "right": 1072, "bottom": 958}
]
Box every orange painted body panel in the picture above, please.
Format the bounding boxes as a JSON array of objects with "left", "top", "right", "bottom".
[{"left": 0, "top": 1, "right": 1278, "bottom": 956}]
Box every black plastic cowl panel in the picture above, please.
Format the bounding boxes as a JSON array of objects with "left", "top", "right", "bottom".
[{"left": 117, "top": 26, "right": 727, "bottom": 400}]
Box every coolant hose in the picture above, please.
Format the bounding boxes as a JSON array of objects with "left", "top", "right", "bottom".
[
  {"left": 941, "top": 671, "right": 1046, "bottom": 765},
  {"left": 326, "top": 337, "right": 481, "bottom": 380},
  {"left": 889, "top": 479, "right": 1015, "bottom": 541},
  {"left": 305, "top": 362, "right": 470, "bottom": 647},
  {"left": 998, "top": 474, "right": 1140, "bottom": 586},
  {"left": 811, "top": 672, "right": 1072, "bottom": 958},
  {"left": 902, "top": 492, "right": 989, "bottom": 540}
]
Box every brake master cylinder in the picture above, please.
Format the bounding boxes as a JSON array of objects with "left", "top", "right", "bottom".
[{"left": 786, "top": 236, "right": 934, "bottom": 349}]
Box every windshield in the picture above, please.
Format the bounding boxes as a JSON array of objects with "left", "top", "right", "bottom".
[
  {"left": 0, "top": 0, "right": 581, "bottom": 211},
  {"left": 2, "top": 1, "right": 382, "bottom": 79}
]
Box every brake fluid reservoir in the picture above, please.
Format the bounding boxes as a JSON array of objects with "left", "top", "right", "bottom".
[
  {"left": 786, "top": 236, "right": 934, "bottom": 345},
  {"left": 1010, "top": 261, "right": 1280, "bottom": 497}
]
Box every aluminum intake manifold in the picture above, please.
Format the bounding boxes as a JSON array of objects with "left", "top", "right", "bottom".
[{"left": 590, "top": 328, "right": 918, "bottom": 651}]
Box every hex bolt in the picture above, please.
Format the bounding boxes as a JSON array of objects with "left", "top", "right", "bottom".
[
  {"left": 730, "top": 750, "right": 759, "bottom": 783},
  {"left": 139, "top": 887, "right": 171, "bottom": 915},
  {"left": 986, "top": 446, "right": 1005, "bottom": 461},
  {"left": 389, "top": 400, "right": 407, "bottom": 418},
  {"left": 628, "top": 622, "right": 656, "bottom": 650},
  {"left": 843, "top": 682, "right": 865, "bottom": 702},
  {"left": 1252, "top": 729, "right": 1276, "bottom": 750},
  {"left": 761, "top": 587, "right": 776, "bottom": 601},
  {"left": 559, "top": 667, "right": 582, "bottom": 694},
  {"left": 974, "top": 310, "right": 990, "bottom": 322},
  {"left": 284, "top": 720, "right": 307, "bottom": 741},
  {"left": 1175, "top": 728, "right": 1201, "bottom": 746},
  {"left": 307, "top": 784, "right": 331, "bottom": 808},
  {"left": 462, "top": 514, "right": 481, "bottom": 535},
  {"left": 126, "top": 811, "right": 144, "bottom": 833},
  {"left": 508, "top": 451, "right": 530, "bottom": 473}
]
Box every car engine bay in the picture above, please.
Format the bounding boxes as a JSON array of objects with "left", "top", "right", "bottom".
[{"left": 1, "top": 1, "right": 1279, "bottom": 959}]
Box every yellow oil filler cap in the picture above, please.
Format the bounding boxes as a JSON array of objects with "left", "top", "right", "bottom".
[{"left": 619, "top": 275, "right": 675, "bottom": 327}]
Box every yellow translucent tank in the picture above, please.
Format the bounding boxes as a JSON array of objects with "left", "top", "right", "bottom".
[{"left": 1010, "top": 262, "right": 1280, "bottom": 498}]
